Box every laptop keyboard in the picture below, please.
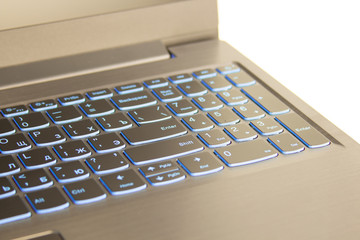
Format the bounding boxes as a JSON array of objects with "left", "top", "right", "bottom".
[{"left": 0, "top": 63, "right": 331, "bottom": 225}]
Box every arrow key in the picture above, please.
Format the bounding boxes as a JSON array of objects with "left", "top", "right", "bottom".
[
  {"left": 147, "top": 170, "right": 185, "bottom": 186},
  {"left": 139, "top": 161, "right": 179, "bottom": 177}
]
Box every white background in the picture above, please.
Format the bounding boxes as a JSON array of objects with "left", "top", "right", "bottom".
[{"left": 218, "top": 0, "right": 360, "bottom": 144}]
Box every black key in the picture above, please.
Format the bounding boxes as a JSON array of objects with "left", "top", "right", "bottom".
[
  {"left": 201, "top": 76, "right": 232, "bottom": 92},
  {"left": 241, "top": 84, "right": 290, "bottom": 115},
  {"left": 53, "top": 140, "right": 91, "bottom": 161},
  {"left": 86, "top": 152, "right": 129, "bottom": 175},
  {"left": 224, "top": 124, "right": 258, "bottom": 142},
  {"left": 111, "top": 91, "right": 157, "bottom": 110},
  {"left": 268, "top": 132, "right": 305, "bottom": 154},
  {"left": 275, "top": 113, "right": 331, "bottom": 148},
  {"left": 152, "top": 85, "right": 183, "bottom": 102},
  {"left": 192, "top": 95, "right": 223, "bottom": 111},
  {"left": 226, "top": 71, "right": 256, "bottom": 87},
  {"left": 181, "top": 114, "right": 214, "bottom": 132},
  {"left": 250, "top": 118, "right": 284, "bottom": 136},
  {"left": 0, "top": 155, "right": 21, "bottom": 177},
  {"left": 100, "top": 169, "right": 146, "bottom": 195},
  {"left": 124, "top": 135, "right": 204, "bottom": 165},
  {"left": 0, "top": 196, "right": 31, "bottom": 225},
  {"left": 207, "top": 108, "right": 240, "bottom": 126},
  {"left": 88, "top": 132, "right": 126, "bottom": 153},
  {"left": 147, "top": 170, "right": 185, "bottom": 186},
  {"left": 143, "top": 78, "right": 168, "bottom": 89},
  {"left": 96, "top": 112, "right": 132, "bottom": 131},
  {"left": 216, "top": 63, "right": 241, "bottom": 75},
  {"left": 50, "top": 161, "right": 90, "bottom": 183},
  {"left": 58, "top": 93, "right": 85, "bottom": 106},
  {"left": 0, "top": 177, "right": 16, "bottom": 198},
  {"left": 166, "top": 99, "right": 198, "bottom": 117},
  {"left": 30, "top": 99, "right": 57, "bottom": 112},
  {"left": 86, "top": 88, "right": 113, "bottom": 100},
  {"left": 18, "top": 148, "right": 57, "bottom": 169},
  {"left": 215, "top": 140, "right": 278, "bottom": 167},
  {"left": 78, "top": 99, "right": 115, "bottom": 117},
  {"left": 29, "top": 126, "right": 66, "bottom": 146},
  {"left": 13, "top": 169, "right": 53, "bottom": 192},
  {"left": 0, "top": 133, "right": 32, "bottom": 154},
  {"left": 177, "top": 81, "right": 208, "bottom": 97},
  {"left": 233, "top": 101, "right": 266, "bottom": 121},
  {"left": 13, "top": 112, "right": 50, "bottom": 131},
  {"left": 1, "top": 104, "right": 28, "bottom": 117},
  {"left": 0, "top": 118, "right": 16, "bottom": 137},
  {"left": 139, "top": 161, "right": 179, "bottom": 178},
  {"left": 192, "top": 69, "right": 217, "bottom": 79},
  {"left": 168, "top": 73, "right": 193, "bottom": 84},
  {"left": 128, "top": 105, "right": 171, "bottom": 125},
  {"left": 121, "top": 118, "right": 187, "bottom": 145},
  {"left": 217, "top": 89, "right": 248, "bottom": 106},
  {"left": 63, "top": 119, "right": 100, "bottom": 139},
  {"left": 197, "top": 129, "right": 231, "bottom": 148},
  {"left": 26, "top": 187, "right": 69, "bottom": 214},
  {"left": 178, "top": 152, "right": 224, "bottom": 176},
  {"left": 63, "top": 178, "right": 106, "bottom": 204},
  {"left": 47, "top": 105, "right": 83, "bottom": 124},
  {"left": 115, "top": 83, "right": 143, "bottom": 95}
]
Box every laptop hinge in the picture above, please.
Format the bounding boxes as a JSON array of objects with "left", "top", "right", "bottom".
[{"left": 0, "top": 40, "right": 170, "bottom": 91}]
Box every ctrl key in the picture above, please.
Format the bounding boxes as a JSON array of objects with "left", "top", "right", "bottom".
[
  {"left": 0, "top": 196, "right": 31, "bottom": 225},
  {"left": 63, "top": 179, "right": 106, "bottom": 205}
]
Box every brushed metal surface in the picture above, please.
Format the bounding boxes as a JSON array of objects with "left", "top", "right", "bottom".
[{"left": 0, "top": 40, "right": 359, "bottom": 240}]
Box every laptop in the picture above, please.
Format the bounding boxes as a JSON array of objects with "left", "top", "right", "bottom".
[{"left": 1, "top": 0, "right": 359, "bottom": 239}]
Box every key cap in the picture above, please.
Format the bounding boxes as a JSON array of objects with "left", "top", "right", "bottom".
[
  {"left": 128, "top": 105, "right": 171, "bottom": 125},
  {"left": 181, "top": 114, "right": 214, "bottom": 132},
  {"left": 53, "top": 140, "right": 91, "bottom": 161},
  {"left": 0, "top": 196, "right": 31, "bottom": 225},
  {"left": 224, "top": 124, "right": 258, "bottom": 142},
  {"left": 63, "top": 178, "right": 106, "bottom": 204},
  {"left": 86, "top": 88, "right": 113, "bottom": 100},
  {"left": 147, "top": 170, "right": 185, "bottom": 186},
  {"left": 152, "top": 85, "right": 183, "bottom": 102},
  {"left": 0, "top": 133, "right": 32, "bottom": 154},
  {"left": 115, "top": 83, "right": 143, "bottom": 95},
  {"left": 268, "top": 132, "right": 305, "bottom": 154},
  {"left": 275, "top": 113, "right": 331, "bottom": 148},
  {"left": 192, "top": 94, "right": 224, "bottom": 111},
  {"left": 50, "top": 161, "right": 90, "bottom": 183},
  {"left": 58, "top": 94, "right": 85, "bottom": 106},
  {"left": 207, "top": 108, "right": 240, "bottom": 126},
  {"left": 124, "top": 135, "right": 204, "bottom": 165},
  {"left": 233, "top": 102, "right": 266, "bottom": 121},
  {"left": 201, "top": 76, "right": 232, "bottom": 92},
  {"left": 1, "top": 105, "right": 28, "bottom": 117},
  {"left": 47, "top": 105, "right": 83, "bottom": 124},
  {"left": 241, "top": 85, "right": 290, "bottom": 115},
  {"left": 96, "top": 112, "right": 132, "bottom": 131},
  {"left": 88, "top": 132, "right": 125, "bottom": 153},
  {"left": 30, "top": 99, "right": 57, "bottom": 112},
  {"left": 143, "top": 78, "right": 168, "bottom": 89},
  {"left": 217, "top": 89, "right": 248, "bottom": 106},
  {"left": 63, "top": 119, "right": 100, "bottom": 139},
  {"left": 178, "top": 152, "right": 224, "bottom": 176},
  {"left": 0, "top": 177, "right": 16, "bottom": 199},
  {"left": 111, "top": 91, "right": 157, "bottom": 110},
  {"left": 0, "top": 118, "right": 16, "bottom": 137},
  {"left": 29, "top": 126, "right": 66, "bottom": 146},
  {"left": 177, "top": 81, "right": 208, "bottom": 97},
  {"left": 14, "top": 112, "right": 50, "bottom": 131},
  {"left": 250, "top": 118, "right": 284, "bottom": 136},
  {"left": 139, "top": 161, "right": 179, "bottom": 178},
  {"left": 166, "top": 99, "right": 198, "bottom": 116},
  {"left": 121, "top": 118, "right": 187, "bottom": 145},
  {"left": 198, "top": 129, "right": 231, "bottom": 148},
  {"left": 0, "top": 155, "right": 21, "bottom": 177},
  {"left": 214, "top": 140, "right": 278, "bottom": 167},
  {"left": 193, "top": 69, "right": 217, "bottom": 79},
  {"left": 225, "top": 71, "right": 256, "bottom": 87},
  {"left": 78, "top": 99, "right": 115, "bottom": 117},
  {"left": 13, "top": 169, "right": 53, "bottom": 192},
  {"left": 100, "top": 169, "right": 146, "bottom": 195},
  {"left": 216, "top": 64, "right": 241, "bottom": 75},
  {"left": 18, "top": 148, "right": 57, "bottom": 169},
  {"left": 168, "top": 73, "right": 193, "bottom": 84},
  {"left": 86, "top": 152, "right": 129, "bottom": 175},
  {"left": 26, "top": 187, "right": 69, "bottom": 214}
]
